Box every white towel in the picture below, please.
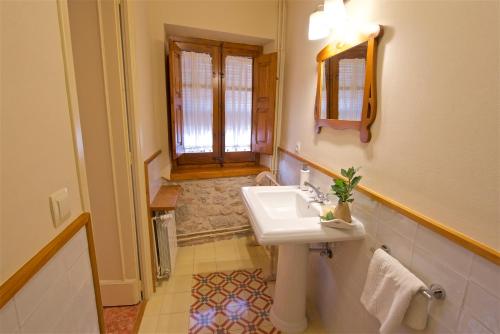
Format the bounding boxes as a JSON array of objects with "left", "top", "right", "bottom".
[{"left": 360, "top": 249, "right": 429, "bottom": 334}]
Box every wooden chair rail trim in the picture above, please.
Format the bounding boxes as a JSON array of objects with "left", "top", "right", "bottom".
[
  {"left": 278, "top": 147, "right": 500, "bottom": 265},
  {"left": 144, "top": 149, "right": 162, "bottom": 292},
  {"left": 144, "top": 149, "right": 162, "bottom": 165},
  {"left": 0, "top": 213, "right": 105, "bottom": 333}
]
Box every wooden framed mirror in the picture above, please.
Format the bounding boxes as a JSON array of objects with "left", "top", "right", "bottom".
[{"left": 315, "top": 29, "right": 381, "bottom": 142}]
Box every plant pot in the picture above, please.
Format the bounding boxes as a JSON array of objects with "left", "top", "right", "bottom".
[{"left": 334, "top": 202, "right": 352, "bottom": 223}]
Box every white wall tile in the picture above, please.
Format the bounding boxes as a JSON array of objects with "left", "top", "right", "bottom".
[
  {"left": 277, "top": 155, "right": 300, "bottom": 185},
  {"left": 278, "top": 156, "right": 500, "bottom": 334},
  {"left": 352, "top": 205, "right": 379, "bottom": 236},
  {"left": 463, "top": 282, "right": 500, "bottom": 333},
  {"left": 411, "top": 247, "right": 467, "bottom": 306},
  {"left": 414, "top": 225, "right": 473, "bottom": 276},
  {"left": 427, "top": 298, "right": 462, "bottom": 330},
  {"left": 469, "top": 255, "right": 500, "bottom": 299},
  {"left": 412, "top": 245, "right": 464, "bottom": 327},
  {"left": 457, "top": 308, "right": 494, "bottom": 334},
  {"left": 376, "top": 219, "right": 414, "bottom": 267},
  {"left": 53, "top": 280, "right": 98, "bottom": 333},
  {"left": 68, "top": 247, "right": 92, "bottom": 292},
  {"left": 60, "top": 229, "right": 87, "bottom": 270},
  {"left": 352, "top": 191, "right": 378, "bottom": 213},
  {"left": 375, "top": 205, "right": 418, "bottom": 241},
  {"left": 420, "top": 316, "right": 454, "bottom": 334},
  {"left": 14, "top": 252, "right": 65, "bottom": 324},
  {"left": 0, "top": 301, "right": 20, "bottom": 333},
  {"left": 20, "top": 273, "right": 73, "bottom": 333},
  {"left": 0, "top": 229, "right": 99, "bottom": 334}
]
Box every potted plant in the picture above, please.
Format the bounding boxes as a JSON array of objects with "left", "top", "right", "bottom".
[{"left": 330, "top": 167, "right": 362, "bottom": 223}]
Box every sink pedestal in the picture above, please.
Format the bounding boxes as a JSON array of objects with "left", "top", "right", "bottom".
[
  {"left": 270, "top": 244, "right": 309, "bottom": 333},
  {"left": 241, "top": 186, "right": 366, "bottom": 332}
]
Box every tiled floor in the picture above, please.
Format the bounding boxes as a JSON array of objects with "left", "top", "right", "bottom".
[
  {"left": 139, "top": 236, "right": 326, "bottom": 334},
  {"left": 190, "top": 268, "right": 278, "bottom": 333}
]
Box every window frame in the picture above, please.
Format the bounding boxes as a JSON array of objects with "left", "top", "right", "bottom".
[
  {"left": 221, "top": 43, "right": 261, "bottom": 164},
  {"left": 168, "top": 37, "right": 263, "bottom": 167},
  {"left": 171, "top": 40, "right": 222, "bottom": 165}
]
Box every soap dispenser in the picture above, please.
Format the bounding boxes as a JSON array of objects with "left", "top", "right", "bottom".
[{"left": 300, "top": 164, "right": 310, "bottom": 190}]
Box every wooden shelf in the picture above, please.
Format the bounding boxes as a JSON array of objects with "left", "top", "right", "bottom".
[
  {"left": 150, "top": 185, "right": 182, "bottom": 211},
  {"left": 169, "top": 165, "right": 269, "bottom": 181}
]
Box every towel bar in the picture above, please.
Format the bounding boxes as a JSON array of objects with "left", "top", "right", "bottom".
[{"left": 369, "top": 245, "right": 446, "bottom": 300}]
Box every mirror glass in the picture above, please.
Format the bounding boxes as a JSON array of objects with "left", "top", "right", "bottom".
[{"left": 319, "top": 41, "right": 368, "bottom": 121}]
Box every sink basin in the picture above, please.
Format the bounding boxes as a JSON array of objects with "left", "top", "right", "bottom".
[
  {"left": 241, "top": 185, "right": 366, "bottom": 333},
  {"left": 241, "top": 185, "right": 366, "bottom": 245}
]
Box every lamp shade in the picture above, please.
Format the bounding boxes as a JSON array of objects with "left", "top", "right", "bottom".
[
  {"left": 308, "top": 8, "right": 329, "bottom": 40},
  {"left": 325, "top": 0, "right": 347, "bottom": 29}
]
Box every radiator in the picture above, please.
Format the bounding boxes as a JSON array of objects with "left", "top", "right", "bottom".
[{"left": 153, "top": 212, "right": 177, "bottom": 279}]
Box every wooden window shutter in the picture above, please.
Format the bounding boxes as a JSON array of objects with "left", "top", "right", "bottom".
[
  {"left": 168, "top": 42, "right": 185, "bottom": 158},
  {"left": 251, "top": 53, "right": 277, "bottom": 155}
]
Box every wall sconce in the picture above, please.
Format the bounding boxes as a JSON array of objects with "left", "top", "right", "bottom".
[
  {"left": 308, "top": 0, "right": 379, "bottom": 42},
  {"left": 308, "top": 5, "right": 329, "bottom": 40},
  {"left": 309, "top": 0, "right": 348, "bottom": 41},
  {"left": 324, "top": 0, "right": 347, "bottom": 30}
]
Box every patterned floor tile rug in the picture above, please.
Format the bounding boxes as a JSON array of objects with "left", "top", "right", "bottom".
[
  {"left": 189, "top": 268, "right": 280, "bottom": 334},
  {"left": 103, "top": 302, "right": 143, "bottom": 333}
]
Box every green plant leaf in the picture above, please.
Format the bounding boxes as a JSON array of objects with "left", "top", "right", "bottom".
[
  {"left": 351, "top": 175, "right": 362, "bottom": 188},
  {"left": 334, "top": 178, "right": 344, "bottom": 186},
  {"left": 331, "top": 166, "right": 363, "bottom": 204},
  {"left": 347, "top": 167, "right": 355, "bottom": 178},
  {"left": 320, "top": 211, "right": 335, "bottom": 220}
]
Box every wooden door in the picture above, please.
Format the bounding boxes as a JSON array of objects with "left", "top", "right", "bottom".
[
  {"left": 168, "top": 41, "right": 185, "bottom": 158},
  {"left": 251, "top": 53, "right": 277, "bottom": 155}
]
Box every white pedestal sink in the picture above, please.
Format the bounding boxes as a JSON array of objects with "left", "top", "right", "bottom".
[{"left": 241, "top": 186, "right": 366, "bottom": 333}]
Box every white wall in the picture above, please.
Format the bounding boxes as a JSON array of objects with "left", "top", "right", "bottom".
[
  {"left": 68, "top": 0, "right": 141, "bottom": 306},
  {"left": 0, "top": 229, "right": 99, "bottom": 333},
  {"left": 123, "top": 0, "right": 163, "bottom": 297},
  {"left": 279, "top": 0, "right": 500, "bottom": 332},
  {"left": 281, "top": 0, "right": 500, "bottom": 250},
  {"left": 1, "top": 1, "right": 100, "bottom": 332},
  {"left": 1, "top": 0, "right": 85, "bottom": 282},
  {"left": 279, "top": 154, "right": 500, "bottom": 334}
]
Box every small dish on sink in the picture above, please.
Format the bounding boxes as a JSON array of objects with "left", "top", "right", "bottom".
[
  {"left": 320, "top": 207, "right": 354, "bottom": 230},
  {"left": 320, "top": 218, "right": 354, "bottom": 229}
]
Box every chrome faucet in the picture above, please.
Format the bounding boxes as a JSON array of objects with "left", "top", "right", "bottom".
[{"left": 304, "top": 181, "right": 329, "bottom": 204}]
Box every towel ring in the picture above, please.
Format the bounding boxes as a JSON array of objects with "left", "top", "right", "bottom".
[
  {"left": 420, "top": 284, "right": 446, "bottom": 300},
  {"left": 370, "top": 244, "right": 446, "bottom": 300}
]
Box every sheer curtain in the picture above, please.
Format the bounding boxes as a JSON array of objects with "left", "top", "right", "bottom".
[
  {"left": 224, "top": 56, "right": 252, "bottom": 152},
  {"left": 181, "top": 51, "right": 213, "bottom": 153},
  {"left": 338, "top": 58, "right": 365, "bottom": 121}
]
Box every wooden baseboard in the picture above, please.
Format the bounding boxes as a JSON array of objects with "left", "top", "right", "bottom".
[
  {"left": 100, "top": 279, "right": 142, "bottom": 306},
  {"left": 133, "top": 299, "right": 148, "bottom": 334}
]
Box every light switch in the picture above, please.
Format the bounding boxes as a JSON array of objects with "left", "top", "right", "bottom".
[{"left": 50, "top": 188, "right": 70, "bottom": 227}]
